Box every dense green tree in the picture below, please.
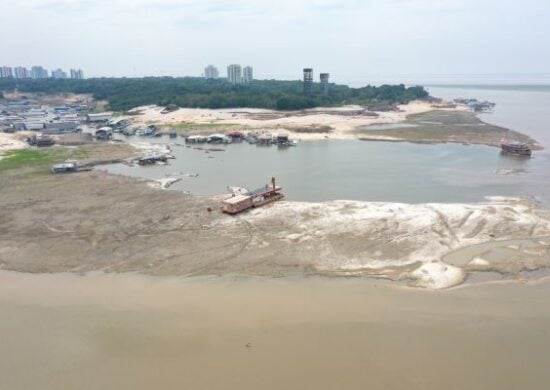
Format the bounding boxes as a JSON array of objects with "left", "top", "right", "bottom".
[{"left": 0, "top": 77, "right": 429, "bottom": 111}]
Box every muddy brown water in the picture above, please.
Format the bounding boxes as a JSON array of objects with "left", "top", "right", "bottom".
[{"left": 1, "top": 270, "right": 550, "bottom": 390}]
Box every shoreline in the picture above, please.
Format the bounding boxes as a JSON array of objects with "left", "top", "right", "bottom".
[
  {"left": 121, "top": 100, "right": 469, "bottom": 142},
  {"left": 357, "top": 135, "right": 543, "bottom": 149}
]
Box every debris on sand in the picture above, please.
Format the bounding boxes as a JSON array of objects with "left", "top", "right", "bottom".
[
  {"left": 467, "top": 257, "right": 491, "bottom": 268},
  {"left": 148, "top": 177, "right": 182, "bottom": 189},
  {"left": 410, "top": 261, "right": 465, "bottom": 289}
]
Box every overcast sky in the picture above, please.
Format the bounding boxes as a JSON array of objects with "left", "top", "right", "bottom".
[{"left": 1, "top": 0, "right": 549, "bottom": 84}]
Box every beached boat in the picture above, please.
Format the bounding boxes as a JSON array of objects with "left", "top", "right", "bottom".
[
  {"left": 51, "top": 160, "right": 92, "bottom": 174},
  {"left": 221, "top": 178, "right": 284, "bottom": 214},
  {"left": 501, "top": 140, "right": 532, "bottom": 157},
  {"left": 137, "top": 153, "right": 169, "bottom": 165},
  {"left": 27, "top": 133, "right": 55, "bottom": 147}
]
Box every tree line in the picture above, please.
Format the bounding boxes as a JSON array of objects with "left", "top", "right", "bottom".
[{"left": 0, "top": 77, "right": 429, "bottom": 111}]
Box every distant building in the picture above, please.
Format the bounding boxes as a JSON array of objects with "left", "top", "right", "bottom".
[
  {"left": 0, "top": 66, "right": 13, "bottom": 78},
  {"left": 303, "top": 68, "right": 313, "bottom": 96},
  {"left": 14, "top": 67, "right": 29, "bottom": 79},
  {"left": 70, "top": 69, "right": 84, "bottom": 79},
  {"left": 320, "top": 73, "right": 330, "bottom": 95},
  {"left": 51, "top": 68, "right": 67, "bottom": 79},
  {"left": 87, "top": 112, "right": 113, "bottom": 123},
  {"left": 243, "top": 66, "right": 253, "bottom": 83},
  {"left": 204, "top": 65, "right": 219, "bottom": 79},
  {"left": 43, "top": 121, "right": 80, "bottom": 133},
  {"left": 227, "top": 64, "right": 242, "bottom": 84},
  {"left": 31, "top": 66, "right": 49, "bottom": 79}
]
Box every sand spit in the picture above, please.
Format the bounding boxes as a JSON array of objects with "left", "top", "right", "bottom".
[
  {"left": 221, "top": 198, "right": 550, "bottom": 289},
  {"left": 124, "top": 101, "right": 465, "bottom": 141},
  {"left": 0, "top": 132, "right": 28, "bottom": 153}
]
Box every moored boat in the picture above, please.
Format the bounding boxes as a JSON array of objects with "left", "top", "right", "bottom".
[{"left": 501, "top": 140, "right": 532, "bottom": 157}]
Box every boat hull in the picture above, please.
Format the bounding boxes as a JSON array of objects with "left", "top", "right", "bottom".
[{"left": 501, "top": 144, "right": 532, "bottom": 157}]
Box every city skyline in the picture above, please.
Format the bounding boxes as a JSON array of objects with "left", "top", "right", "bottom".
[
  {"left": 0, "top": 65, "right": 84, "bottom": 79},
  {"left": 1, "top": 0, "right": 549, "bottom": 85}
]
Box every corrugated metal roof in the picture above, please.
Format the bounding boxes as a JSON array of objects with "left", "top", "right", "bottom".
[{"left": 223, "top": 194, "right": 251, "bottom": 204}]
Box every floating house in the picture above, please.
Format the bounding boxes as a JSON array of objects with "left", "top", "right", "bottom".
[
  {"left": 207, "top": 133, "right": 232, "bottom": 144},
  {"left": 186, "top": 135, "right": 207, "bottom": 144}
]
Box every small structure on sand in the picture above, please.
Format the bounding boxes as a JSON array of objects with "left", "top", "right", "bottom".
[{"left": 95, "top": 127, "right": 113, "bottom": 140}]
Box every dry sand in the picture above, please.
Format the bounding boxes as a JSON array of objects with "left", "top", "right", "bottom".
[
  {"left": 1, "top": 270, "right": 550, "bottom": 390},
  {"left": 0, "top": 132, "right": 28, "bottom": 154},
  {"left": 125, "top": 101, "right": 466, "bottom": 141}
]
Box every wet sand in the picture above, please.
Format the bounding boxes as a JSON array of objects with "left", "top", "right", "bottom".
[{"left": 1, "top": 270, "right": 550, "bottom": 390}]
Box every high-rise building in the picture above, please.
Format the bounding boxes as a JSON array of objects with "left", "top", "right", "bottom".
[
  {"left": 14, "top": 67, "right": 30, "bottom": 79},
  {"left": 243, "top": 66, "right": 253, "bottom": 83},
  {"left": 204, "top": 65, "right": 219, "bottom": 79},
  {"left": 320, "top": 73, "right": 330, "bottom": 95},
  {"left": 303, "top": 68, "right": 313, "bottom": 96},
  {"left": 31, "top": 66, "right": 49, "bottom": 79},
  {"left": 70, "top": 69, "right": 84, "bottom": 79},
  {"left": 227, "top": 64, "right": 242, "bottom": 84},
  {"left": 0, "top": 66, "right": 13, "bottom": 78},
  {"left": 51, "top": 68, "right": 67, "bottom": 79}
]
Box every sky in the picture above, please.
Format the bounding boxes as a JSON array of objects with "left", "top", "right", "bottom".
[{"left": 1, "top": 0, "right": 549, "bottom": 84}]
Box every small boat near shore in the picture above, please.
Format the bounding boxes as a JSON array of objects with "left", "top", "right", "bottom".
[{"left": 501, "top": 140, "right": 532, "bottom": 157}]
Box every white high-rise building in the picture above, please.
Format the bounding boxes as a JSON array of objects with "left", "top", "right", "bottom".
[
  {"left": 14, "top": 67, "right": 29, "bottom": 79},
  {"left": 204, "top": 65, "right": 219, "bottom": 79},
  {"left": 51, "top": 68, "right": 67, "bottom": 79},
  {"left": 31, "top": 66, "right": 48, "bottom": 79},
  {"left": 243, "top": 66, "right": 253, "bottom": 83},
  {"left": 0, "top": 66, "right": 13, "bottom": 78},
  {"left": 227, "top": 64, "right": 242, "bottom": 84},
  {"left": 70, "top": 69, "right": 84, "bottom": 79}
]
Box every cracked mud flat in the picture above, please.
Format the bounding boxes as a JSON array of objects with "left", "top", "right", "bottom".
[{"left": 2, "top": 166, "right": 549, "bottom": 289}]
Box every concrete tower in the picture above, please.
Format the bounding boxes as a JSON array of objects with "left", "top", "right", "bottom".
[
  {"left": 303, "top": 68, "right": 313, "bottom": 96},
  {"left": 227, "top": 64, "right": 242, "bottom": 84},
  {"left": 243, "top": 66, "right": 253, "bottom": 83},
  {"left": 320, "top": 73, "right": 330, "bottom": 95}
]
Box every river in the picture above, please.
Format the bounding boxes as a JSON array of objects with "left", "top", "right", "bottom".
[{"left": 105, "top": 86, "right": 550, "bottom": 206}]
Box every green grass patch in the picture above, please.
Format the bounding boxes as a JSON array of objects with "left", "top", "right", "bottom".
[{"left": 0, "top": 147, "right": 89, "bottom": 173}]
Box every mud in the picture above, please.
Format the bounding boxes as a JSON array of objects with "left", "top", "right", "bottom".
[{"left": 1, "top": 162, "right": 549, "bottom": 288}]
